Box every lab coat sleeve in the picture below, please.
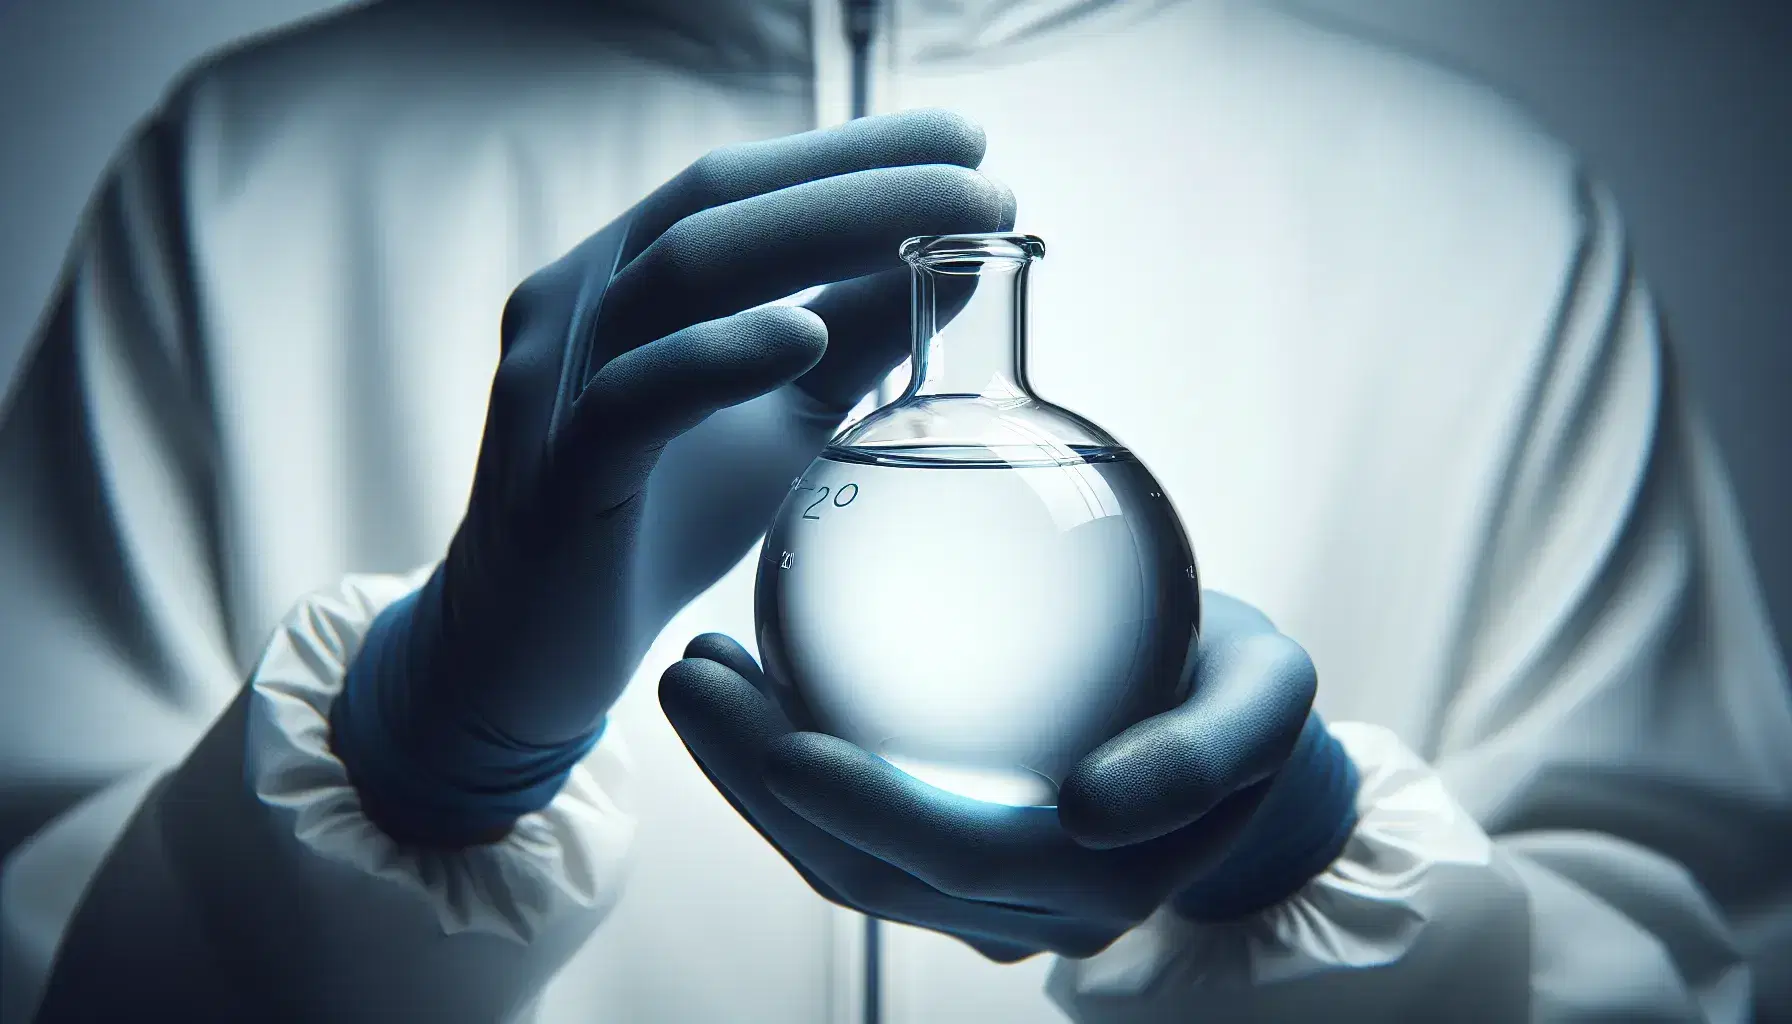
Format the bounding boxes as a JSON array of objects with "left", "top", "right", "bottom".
[
  {"left": 1046, "top": 179, "right": 1792, "bottom": 1023},
  {"left": 0, "top": 95, "right": 635, "bottom": 1023},
  {"left": 27, "top": 571, "right": 636, "bottom": 1024}
]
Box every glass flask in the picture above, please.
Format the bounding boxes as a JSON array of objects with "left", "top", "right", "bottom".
[{"left": 754, "top": 233, "right": 1201, "bottom": 808}]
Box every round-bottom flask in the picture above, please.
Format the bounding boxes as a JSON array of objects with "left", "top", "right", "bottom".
[{"left": 754, "top": 233, "right": 1200, "bottom": 807}]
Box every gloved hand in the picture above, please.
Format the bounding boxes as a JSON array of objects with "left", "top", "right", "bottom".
[
  {"left": 331, "top": 109, "right": 1016, "bottom": 847},
  {"left": 659, "top": 592, "right": 1361, "bottom": 961}
]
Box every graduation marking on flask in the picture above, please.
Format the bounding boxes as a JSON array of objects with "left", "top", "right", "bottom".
[{"left": 798, "top": 480, "right": 860, "bottom": 520}]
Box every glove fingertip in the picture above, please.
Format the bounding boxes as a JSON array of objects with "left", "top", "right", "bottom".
[
  {"left": 750, "top": 301, "right": 828, "bottom": 337},
  {"left": 1054, "top": 775, "right": 1142, "bottom": 850},
  {"left": 655, "top": 656, "right": 712, "bottom": 720},
  {"left": 657, "top": 654, "right": 759, "bottom": 721},
  {"left": 885, "top": 106, "right": 988, "bottom": 168},
  {"left": 658, "top": 655, "right": 802, "bottom": 766},
  {"left": 683, "top": 631, "right": 749, "bottom": 663},
  {"left": 684, "top": 632, "right": 779, "bottom": 695},
  {"left": 984, "top": 174, "right": 1018, "bottom": 231},
  {"left": 1056, "top": 741, "right": 1214, "bottom": 850},
  {"left": 737, "top": 304, "right": 829, "bottom": 375}
]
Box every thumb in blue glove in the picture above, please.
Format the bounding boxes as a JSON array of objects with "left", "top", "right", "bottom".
[{"left": 659, "top": 592, "right": 1361, "bottom": 961}]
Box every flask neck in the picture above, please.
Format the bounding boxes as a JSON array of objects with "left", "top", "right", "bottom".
[{"left": 907, "top": 260, "right": 1033, "bottom": 402}]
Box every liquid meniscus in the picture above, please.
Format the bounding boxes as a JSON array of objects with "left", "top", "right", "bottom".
[{"left": 754, "top": 443, "right": 1200, "bottom": 807}]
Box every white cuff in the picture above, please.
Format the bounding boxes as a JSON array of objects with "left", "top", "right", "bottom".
[
  {"left": 245, "top": 569, "right": 638, "bottom": 946},
  {"left": 1049, "top": 723, "right": 1530, "bottom": 1022}
]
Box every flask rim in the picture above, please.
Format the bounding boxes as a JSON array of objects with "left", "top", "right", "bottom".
[{"left": 900, "top": 232, "right": 1045, "bottom": 268}]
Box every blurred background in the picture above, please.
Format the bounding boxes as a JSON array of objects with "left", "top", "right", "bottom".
[{"left": 2, "top": 0, "right": 1790, "bottom": 657}]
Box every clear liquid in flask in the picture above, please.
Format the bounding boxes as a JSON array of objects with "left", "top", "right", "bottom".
[{"left": 755, "top": 441, "right": 1199, "bottom": 807}]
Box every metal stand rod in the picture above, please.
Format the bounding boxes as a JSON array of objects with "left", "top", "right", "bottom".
[
  {"left": 842, "top": 3, "right": 886, "bottom": 1022},
  {"left": 863, "top": 913, "right": 882, "bottom": 1024}
]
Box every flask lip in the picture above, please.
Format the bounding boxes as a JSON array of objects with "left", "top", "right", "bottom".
[{"left": 900, "top": 232, "right": 1045, "bottom": 269}]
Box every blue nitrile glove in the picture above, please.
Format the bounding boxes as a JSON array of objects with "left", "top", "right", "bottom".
[
  {"left": 658, "top": 592, "right": 1361, "bottom": 961},
  {"left": 330, "top": 109, "right": 1016, "bottom": 847}
]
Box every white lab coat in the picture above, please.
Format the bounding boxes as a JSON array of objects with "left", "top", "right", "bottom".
[{"left": 2, "top": 0, "right": 1790, "bottom": 1021}]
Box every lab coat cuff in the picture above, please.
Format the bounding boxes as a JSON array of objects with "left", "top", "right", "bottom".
[
  {"left": 1048, "top": 723, "right": 1515, "bottom": 1011},
  {"left": 244, "top": 569, "right": 638, "bottom": 946}
]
